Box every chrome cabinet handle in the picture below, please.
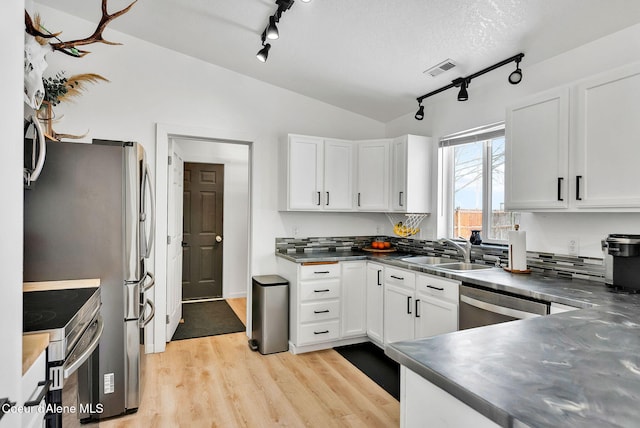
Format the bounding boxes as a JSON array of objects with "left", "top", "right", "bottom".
[{"left": 399, "top": 191, "right": 404, "bottom": 207}]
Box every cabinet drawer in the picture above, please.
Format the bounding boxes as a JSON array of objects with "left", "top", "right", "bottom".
[
  {"left": 298, "top": 320, "right": 340, "bottom": 345},
  {"left": 300, "top": 278, "right": 340, "bottom": 301},
  {"left": 300, "top": 263, "right": 341, "bottom": 280},
  {"left": 416, "top": 274, "right": 459, "bottom": 302},
  {"left": 385, "top": 267, "right": 415, "bottom": 289},
  {"left": 300, "top": 300, "right": 340, "bottom": 323}
]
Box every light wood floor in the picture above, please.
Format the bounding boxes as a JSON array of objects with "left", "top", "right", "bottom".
[{"left": 98, "top": 298, "right": 400, "bottom": 428}]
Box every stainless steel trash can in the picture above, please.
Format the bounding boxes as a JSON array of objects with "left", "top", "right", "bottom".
[{"left": 249, "top": 275, "right": 289, "bottom": 354}]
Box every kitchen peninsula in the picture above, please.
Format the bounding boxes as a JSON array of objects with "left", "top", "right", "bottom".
[{"left": 277, "top": 245, "right": 640, "bottom": 427}]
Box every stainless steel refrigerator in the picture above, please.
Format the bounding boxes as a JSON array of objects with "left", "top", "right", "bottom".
[{"left": 23, "top": 139, "right": 155, "bottom": 422}]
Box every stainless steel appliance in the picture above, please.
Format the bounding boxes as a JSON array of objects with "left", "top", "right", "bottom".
[
  {"left": 459, "top": 285, "right": 548, "bottom": 330},
  {"left": 23, "top": 287, "right": 103, "bottom": 427},
  {"left": 23, "top": 139, "right": 155, "bottom": 422},
  {"left": 604, "top": 234, "right": 640, "bottom": 292}
]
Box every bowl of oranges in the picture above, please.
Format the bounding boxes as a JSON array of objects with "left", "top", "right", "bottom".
[{"left": 363, "top": 240, "right": 395, "bottom": 252}]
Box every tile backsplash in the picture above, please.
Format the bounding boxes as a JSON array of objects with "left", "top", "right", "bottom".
[{"left": 276, "top": 236, "right": 605, "bottom": 283}]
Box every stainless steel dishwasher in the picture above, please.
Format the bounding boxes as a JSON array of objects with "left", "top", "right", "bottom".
[{"left": 459, "top": 284, "right": 549, "bottom": 330}]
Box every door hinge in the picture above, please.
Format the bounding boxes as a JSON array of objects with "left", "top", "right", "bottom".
[
  {"left": 167, "top": 236, "right": 171, "bottom": 245},
  {"left": 168, "top": 155, "right": 172, "bottom": 165},
  {"left": 166, "top": 315, "right": 170, "bottom": 324}
]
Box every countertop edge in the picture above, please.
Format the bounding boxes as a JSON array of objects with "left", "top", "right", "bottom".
[{"left": 24, "top": 278, "right": 101, "bottom": 292}]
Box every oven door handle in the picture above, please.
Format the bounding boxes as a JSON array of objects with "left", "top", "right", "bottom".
[
  {"left": 62, "top": 315, "right": 104, "bottom": 379},
  {"left": 460, "top": 295, "right": 542, "bottom": 320}
]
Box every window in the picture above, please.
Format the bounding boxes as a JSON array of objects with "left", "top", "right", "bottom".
[{"left": 440, "top": 123, "right": 516, "bottom": 243}]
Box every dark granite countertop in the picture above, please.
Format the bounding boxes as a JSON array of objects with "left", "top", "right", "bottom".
[{"left": 276, "top": 250, "right": 640, "bottom": 427}]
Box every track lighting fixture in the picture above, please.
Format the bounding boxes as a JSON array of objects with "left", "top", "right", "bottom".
[
  {"left": 256, "top": 31, "right": 271, "bottom": 62},
  {"left": 414, "top": 102, "right": 424, "bottom": 120},
  {"left": 508, "top": 57, "right": 523, "bottom": 84},
  {"left": 266, "top": 16, "right": 279, "bottom": 40},
  {"left": 256, "top": 0, "right": 310, "bottom": 63},
  {"left": 456, "top": 79, "right": 469, "bottom": 101},
  {"left": 414, "top": 53, "right": 524, "bottom": 119}
]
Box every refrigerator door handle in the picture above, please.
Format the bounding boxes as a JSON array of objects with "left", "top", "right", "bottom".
[
  {"left": 141, "top": 162, "right": 155, "bottom": 259},
  {"left": 142, "top": 271, "right": 155, "bottom": 292},
  {"left": 140, "top": 299, "right": 155, "bottom": 328}
]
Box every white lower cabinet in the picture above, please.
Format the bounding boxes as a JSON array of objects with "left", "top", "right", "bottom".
[
  {"left": 401, "top": 366, "right": 499, "bottom": 428},
  {"left": 341, "top": 261, "right": 367, "bottom": 338},
  {"left": 277, "top": 258, "right": 368, "bottom": 353},
  {"left": 366, "top": 263, "right": 384, "bottom": 344},
  {"left": 384, "top": 267, "right": 459, "bottom": 345},
  {"left": 21, "top": 348, "right": 47, "bottom": 428}
]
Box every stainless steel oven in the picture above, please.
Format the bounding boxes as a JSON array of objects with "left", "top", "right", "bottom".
[
  {"left": 459, "top": 285, "right": 549, "bottom": 330},
  {"left": 23, "top": 287, "right": 103, "bottom": 428}
]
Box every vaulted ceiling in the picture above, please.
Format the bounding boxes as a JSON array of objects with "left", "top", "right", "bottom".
[{"left": 33, "top": 0, "right": 640, "bottom": 122}]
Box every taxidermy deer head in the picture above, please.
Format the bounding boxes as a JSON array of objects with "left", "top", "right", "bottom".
[{"left": 24, "top": 0, "right": 136, "bottom": 110}]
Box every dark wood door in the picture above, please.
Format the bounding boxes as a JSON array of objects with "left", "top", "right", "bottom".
[{"left": 182, "top": 163, "right": 224, "bottom": 299}]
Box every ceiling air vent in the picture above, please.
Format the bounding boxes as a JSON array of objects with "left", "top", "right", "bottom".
[{"left": 424, "top": 59, "right": 457, "bottom": 77}]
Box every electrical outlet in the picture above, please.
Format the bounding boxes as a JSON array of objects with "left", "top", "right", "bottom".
[
  {"left": 568, "top": 238, "right": 579, "bottom": 256},
  {"left": 292, "top": 226, "right": 298, "bottom": 237}
]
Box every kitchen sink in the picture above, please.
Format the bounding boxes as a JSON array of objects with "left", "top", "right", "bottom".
[
  {"left": 401, "top": 256, "right": 451, "bottom": 265},
  {"left": 434, "top": 262, "right": 494, "bottom": 271}
]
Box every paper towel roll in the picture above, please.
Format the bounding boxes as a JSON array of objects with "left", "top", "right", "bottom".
[{"left": 508, "top": 230, "right": 527, "bottom": 271}]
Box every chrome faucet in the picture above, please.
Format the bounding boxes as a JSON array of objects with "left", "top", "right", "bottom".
[{"left": 439, "top": 238, "right": 472, "bottom": 263}]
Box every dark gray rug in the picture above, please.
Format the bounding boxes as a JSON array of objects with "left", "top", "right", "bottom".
[
  {"left": 335, "top": 342, "right": 400, "bottom": 400},
  {"left": 171, "top": 300, "right": 245, "bottom": 341}
]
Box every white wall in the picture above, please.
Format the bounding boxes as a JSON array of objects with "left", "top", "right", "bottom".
[
  {"left": 175, "top": 139, "right": 250, "bottom": 298},
  {"left": 386, "top": 23, "right": 640, "bottom": 257},
  {"left": 31, "top": 5, "right": 386, "bottom": 350},
  {"left": 0, "top": 1, "right": 24, "bottom": 425}
]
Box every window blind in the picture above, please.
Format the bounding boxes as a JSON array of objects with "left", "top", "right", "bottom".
[{"left": 439, "top": 122, "right": 505, "bottom": 147}]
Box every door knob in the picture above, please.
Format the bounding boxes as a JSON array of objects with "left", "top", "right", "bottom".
[{"left": 216, "top": 235, "right": 223, "bottom": 243}]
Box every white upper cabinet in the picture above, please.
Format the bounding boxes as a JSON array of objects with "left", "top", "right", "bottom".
[
  {"left": 281, "top": 135, "right": 354, "bottom": 211},
  {"left": 323, "top": 139, "right": 354, "bottom": 210},
  {"left": 506, "top": 62, "right": 640, "bottom": 212},
  {"left": 390, "top": 135, "right": 434, "bottom": 213},
  {"left": 505, "top": 87, "right": 570, "bottom": 210},
  {"left": 505, "top": 88, "right": 569, "bottom": 210},
  {"left": 574, "top": 63, "right": 640, "bottom": 208},
  {"left": 356, "top": 140, "right": 391, "bottom": 211}
]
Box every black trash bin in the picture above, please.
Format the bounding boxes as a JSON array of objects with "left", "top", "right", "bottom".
[{"left": 249, "top": 275, "right": 289, "bottom": 354}]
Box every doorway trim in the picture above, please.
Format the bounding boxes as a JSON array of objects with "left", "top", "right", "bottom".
[{"left": 152, "top": 123, "right": 254, "bottom": 353}]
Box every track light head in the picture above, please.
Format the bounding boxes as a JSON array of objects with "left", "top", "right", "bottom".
[
  {"left": 257, "top": 38, "right": 271, "bottom": 63},
  {"left": 457, "top": 79, "right": 469, "bottom": 101},
  {"left": 266, "top": 15, "right": 279, "bottom": 40},
  {"left": 508, "top": 59, "right": 523, "bottom": 84},
  {"left": 415, "top": 103, "right": 424, "bottom": 120}
]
